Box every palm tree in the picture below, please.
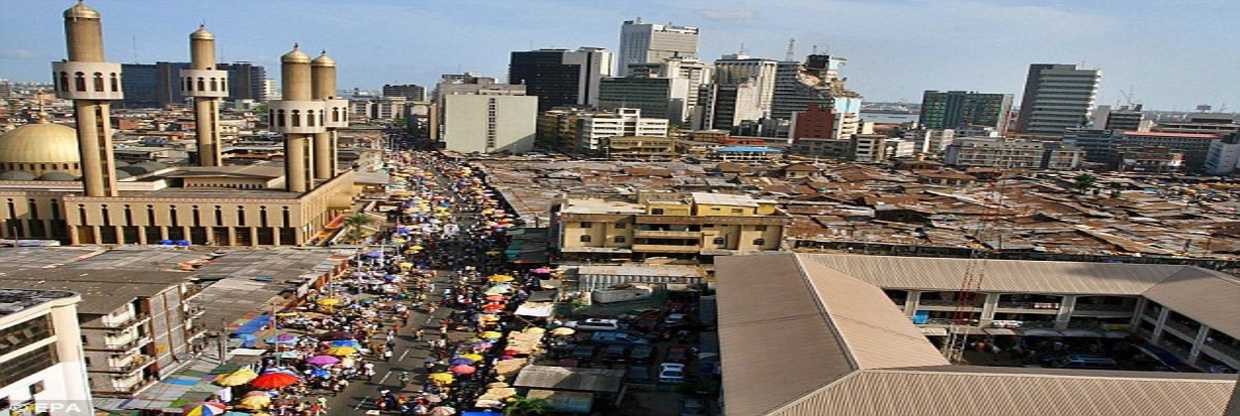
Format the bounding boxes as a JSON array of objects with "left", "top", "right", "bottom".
[
  {"left": 504, "top": 397, "right": 549, "bottom": 416},
  {"left": 342, "top": 213, "right": 372, "bottom": 242},
  {"left": 1072, "top": 173, "right": 1096, "bottom": 193}
]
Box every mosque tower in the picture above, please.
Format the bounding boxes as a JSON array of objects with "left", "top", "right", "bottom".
[
  {"left": 312, "top": 51, "right": 347, "bottom": 180},
  {"left": 182, "top": 25, "right": 227, "bottom": 167},
  {"left": 52, "top": 1, "right": 122, "bottom": 197},
  {"left": 269, "top": 44, "right": 322, "bottom": 193}
]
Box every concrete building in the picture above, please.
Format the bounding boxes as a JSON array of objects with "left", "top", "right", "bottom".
[
  {"left": 1115, "top": 130, "right": 1224, "bottom": 172},
  {"left": 883, "top": 138, "right": 915, "bottom": 159},
  {"left": 1015, "top": 64, "right": 1102, "bottom": 135},
  {"left": 603, "top": 135, "right": 677, "bottom": 159},
  {"left": 119, "top": 62, "right": 189, "bottom": 108},
  {"left": 1153, "top": 114, "right": 1240, "bottom": 134},
  {"left": 1093, "top": 104, "right": 1149, "bottom": 131},
  {"left": 919, "top": 90, "right": 1013, "bottom": 134},
  {"left": 850, "top": 134, "right": 887, "bottom": 162},
  {"left": 508, "top": 48, "right": 613, "bottom": 112},
  {"left": 597, "top": 76, "right": 688, "bottom": 122},
  {"left": 350, "top": 96, "right": 406, "bottom": 121},
  {"left": 944, "top": 137, "right": 1050, "bottom": 169},
  {"left": 904, "top": 128, "right": 956, "bottom": 154},
  {"left": 770, "top": 57, "right": 860, "bottom": 125},
  {"left": 715, "top": 253, "right": 1239, "bottom": 416},
  {"left": 443, "top": 95, "right": 537, "bottom": 154},
  {"left": 698, "top": 80, "right": 763, "bottom": 131},
  {"left": 575, "top": 108, "right": 668, "bottom": 153},
  {"left": 624, "top": 57, "right": 711, "bottom": 124},
  {"left": 553, "top": 191, "right": 786, "bottom": 260},
  {"left": 431, "top": 73, "right": 526, "bottom": 141},
  {"left": 0, "top": 289, "right": 92, "bottom": 415},
  {"left": 713, "top": 54, "right": 778, "bottom": 116},
  {"left": 1204, "top": 132, "right": 1240, "bottom": 175},
  {"left": 216, "top": 61, "right": 267, "bottom": 102},
  {"left": 1062, "top": 128, "right": 1116, "bottom": 164},
  {"left": 381, "top": 83, "right": 426, "bottom": 101},
  {"left": 617, "top": 18, "right": 699, "bottom": 76}
]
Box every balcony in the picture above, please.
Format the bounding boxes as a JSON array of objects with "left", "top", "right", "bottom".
[
  {"left": 184, "top": 304, "right": 206, "bottom": 319},
  {"left": 104, "top": 354, "right": 153, "bottom": 374},
  {"left": 631, "top": 244, "right": 701, "bottom": 254},
  {"left": 182, "top": 285, "right": 204, "bottom": 301},
  {"left": 96, "top": 335, "right": 152, "bottom": 352},
  {"left": 634, "top": 230, "right": 701, "bottom": 239},
  {"left": 918, "top": 298, "right": 984, "bottom": 309},
  {"left": 99, "top": 312, "right": 150, "bottom": 329}
]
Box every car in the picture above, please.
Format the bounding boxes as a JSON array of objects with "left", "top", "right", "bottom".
[
  {"left": 626, "top": 365, "right": 652, "bottom": 383},
  {"left": 680, "top": 398, "right": 706, "bottom": 416},
  {"left": 665, "top": 345, "right": 690, "bottom": 363},
  {"left": 564, "top": 318, "right": 621, "bottom": 331},
  {"left": 628, "top": 345, "right": 654, "bottom": 362},
  {"left": 602, "top": 344, "right": 628, "bottom": 361},
  {"left": 571, "top": 344, "right": 597, "bottom": 361},
  {"left": 663, "top": 313, "right": 688, "bottom": 326},
  {"left": 658, "top": 362, "right": 686, "bottom": 383},
  {"left": 591, "top": 331, "right": 650, "bottom": 345}
]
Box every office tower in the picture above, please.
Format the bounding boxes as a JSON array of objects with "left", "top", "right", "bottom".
[
  {"left": 262, "top": 79, "right": 278, "bottom": 101},
  {"left": 431, "top": 73, "right": 526, "bottom": 141},
  {"left": 1092, "top": 104, "right": 1146, "bottom": 131},
  {"left": 216, "top": 61, "right": 267, "bottom": 101},
  {"left": 714, "top": 54, "right": 778, "bottom": 116},
  {"left": 623, "top": 57, "right": 710, "bottom": 124},
  {"left": 617, "top": 18, "right": 699, "bottom": 76},
  {"left": 443, "top": 95, "right": 538, "bottom": 154},
  {"left": 382, "top": 84, "right": 426, "bottom": 101},
  {"left": 598, "top": 76, "right": 689, "bottom": 121},
  {"left": 53, "top": 0, "right": 123, "bottom": 197},
  {"left": 574, "top": 108, "right": 669, "bottom": 152},
  {"left": 1015, "top": 64, "right": 1102, "bottom": 135},
  {"left": 699, "top": 80, "right": 764, "bottom": 131},
  {"left": 804, "top": 54, "right": 847, "bottom": 81},
  {"left": 119, "top": 62, "right": 190, "bottom": 108},
  {"left": 509, "top": 47, "right": 613, "bottom": 112},
  {"left": 181, "top": 25, "right": 227, "bottom": 167},
  {"left": 269, "top": 44, "right": 320, "bottom": 192},
  {"left": 919, "top": 90, "right": 1014, "bottom": 134},
  {"left": 312, "top": 51, "right": 347, "bottom": 180}
]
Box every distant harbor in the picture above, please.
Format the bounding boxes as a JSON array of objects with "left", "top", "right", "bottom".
[{"left": 861, "top": 111, "right": 919, "bottom": 124}]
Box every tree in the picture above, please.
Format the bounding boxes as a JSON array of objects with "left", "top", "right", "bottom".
[
  {"left": 1072, "top": 173, "right": 1096, "bottom": 193},
  {"left": 503, "top": 397, "right": 549, "bottom": 416},
  {"left": 342, "top": 213, "right": 373, "bottom": 242}
]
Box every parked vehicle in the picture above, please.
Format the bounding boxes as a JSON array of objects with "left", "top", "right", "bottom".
[
  {"left": 629, "top": 345, "right": 654, "bottom": 363},
  {"left": 564, "top": 318, "right": 621, "bottom": 331},
  {"left": 592, "top": 331, "right": 650, "bottom": 345},
  {"left": 659, "top": 362, "right": 686, "bottom": 383}
]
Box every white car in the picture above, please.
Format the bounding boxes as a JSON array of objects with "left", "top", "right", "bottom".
[
  {"left": 659, "top": 363, "right": 686, "bottom": 383},
  {"left": 564, "top": 318, "right": 620, "bottom": 331}
]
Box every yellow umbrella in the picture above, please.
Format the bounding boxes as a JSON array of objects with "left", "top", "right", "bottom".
[
  {"left": 410, "top": 245, "right": 424, "bottom": 251},
  {"left": 326, "top": 346, "right": 357, "bottom": 356},
  {"left": 458, "top": 353, "right": 484, "bottom": 362},
  {"left": 429, "top": 372, "right": 455, "bottom": 385},
  {"left": 317, "top": 298, "right": 342, "bottom": 306},
  {"left": 488, "top": 274, "right": 514, "bottom": 283},
  {"left": 238, "top": 394, "right": 271, "bottom": 410},
  {"left": 214, "top": 367, "right": 258, "bottom": 386},
  {"left": 477, "top": 314, "right": 500, "bottom": 322},
  {"left": 480, "top": 331, "right": 503, "bottom": 340},
  {"left": 398, "top": 262, "right": 414, "bottom": 269},
  {"left": 549, "top": 327, "right": 575, "bottom": 337}
]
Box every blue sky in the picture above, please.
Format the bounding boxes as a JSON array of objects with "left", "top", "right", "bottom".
[{"left": 1, "top": 0, "right": 1236, "bottom": 111}]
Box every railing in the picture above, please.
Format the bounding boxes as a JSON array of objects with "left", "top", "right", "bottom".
[
  {"left": 997, "top": 302, "right": 1060, "bottom": 310},
  {"left": 1203, "top": 340, "right": 1240, "bottom": 362},
  {"left": 633, "top": 230, "right": 701, "bottom": 239},
  {"left": 1158, "top": 339, "right": 1192, "bottom": 357},
  {"left": 1075, "top": 303, "right": 1136, "bottom": 313},
  {"left": 631, "top": 244, "right": 701, "bottom": 253},
  {"left": 101, "top": 312, "right": 150, "bottom": 329},
  {"left": 97, "top": 335, "right": 151, "bottom": 352},
  {"left": 108, "top": 354, "right": 152, "bottom": 373},
  {"left": 919, "top": 299, "right": 984, "bottom": 308},
  {"left": 1163, "top": 320, "right": 1200, "bottom": 338},
  {"left": 1141, "top": 307, "right": 1162, "bottom": 321}
]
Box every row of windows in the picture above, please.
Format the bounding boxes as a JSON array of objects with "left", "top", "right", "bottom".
[
  {"left": 55, "top": 71, "right": 119, "bottom": 93},
  {"left": 2, "top": 162, "right": 78, "bottom": 172},
  {"left": 0, "top": 314, "right": 53, "bottom": 355},
  {"left": 269, "top": 107, "right": 345, "bottom": 128},
  {"left": 5, "top": 199, "right": 60, "bottom": 221},
  {"left": 75, "top": 204, "right": 292, "bottom": 228},
  {"left": 579, "top": 234, "right": 767, "bottom": 246},
  {"left": 184, "top": 76, "right": 226, "bottom": 93}
]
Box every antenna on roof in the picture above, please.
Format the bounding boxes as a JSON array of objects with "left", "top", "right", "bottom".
[{"left": 785, "top": 38, "right": 796, "bottom": 61}]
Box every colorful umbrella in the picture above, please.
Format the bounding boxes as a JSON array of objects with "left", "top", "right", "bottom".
[
  {"left": 449, "top": 358, "right": 474, "bottom": 366},
  {"left": 480, "top": 331, "right": 503, "bottom": 340},
  {"left": 184, "top": 402, "right": 227, "bottom": 416},
  {"left": 531, "top": 267, "right": 553, "bottom": 274},
  {"left": 428, "top": 372, "right": 455, "bottom": 385},
  {"left": 330, "top": 339, "right": 361, "bottom": 348},
  {"left": 488, "top": 274, "right": 514, "bottom": 283},
  {"left": 310, "top": 368, "right": 331, "bottom": 378},
  {"left": 265, "top": 333, "right": 298, "bottom": 344},
  {"left": 484, "top": 295, "right": 507, "bottom": 302},
  {"left": 482, "top": 304, "right": 504, "bottom": 312},
  {"left": 449, "top": 364, "right": 476, "bottom": 375},
  {"left": 550, "top": 327, "right": 576, "bottom": 336},
  {"left": 250, "top": 372, "right": 300, "bottom": 389},
  {"left": 238, "top": 395, "right": 271, "bottom": 410},
  {"left": 316, "top": 297, "right": 342, "bottom": 306},
  {"left": 305, "top": 355, "right": 340, "bottom": 366},
  {"left": 457, "top": 353, "right": 484, "bottom": 362},
  {"left": 214, "top": 368, "right": 258, "bottom": 386},
  {"left": 326, "top": 346, "right": 358, "bottom": 356},
  {"left": 429, "top": 406, "right": 456, "bottom": 416},
  {"left": 484, "top": 286, "right": 511, "bottom": 295}
]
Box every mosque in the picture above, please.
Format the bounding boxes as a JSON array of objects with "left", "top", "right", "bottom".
[{"left": 0, "top": 1, "right": 359, "bottom": 246}]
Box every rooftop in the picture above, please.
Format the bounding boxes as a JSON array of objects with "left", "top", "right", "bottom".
[{"left": 0, "top": 288, "right": 77, "bottom": 317}]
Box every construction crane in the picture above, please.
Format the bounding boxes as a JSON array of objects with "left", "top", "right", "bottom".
[{"left": 942, "top": 178, "right": 1005, "bottom": 362}]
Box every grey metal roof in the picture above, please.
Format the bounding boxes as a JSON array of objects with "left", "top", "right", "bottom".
[{"left": 512, "top": 365, "right": 624, "bottom": 393}]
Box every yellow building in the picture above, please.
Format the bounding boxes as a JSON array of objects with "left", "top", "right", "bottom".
[
  {"left": 554, "top": 191, "right": 787, "bottom": 259},
  {"left": 604, "top": 136, "right": 678, "bottom": 160}
]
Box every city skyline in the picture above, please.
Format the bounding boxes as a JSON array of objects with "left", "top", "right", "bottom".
[{"left": 0, "top": 0, "right": 1237, "bottom": 111}]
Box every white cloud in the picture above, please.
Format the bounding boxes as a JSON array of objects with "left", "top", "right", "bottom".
[
  {"left": 0, "top": 48, "right": 33, "bottom": 60},
  {"left": 697, "top": 8, "right": 758, "bottom": 23}
]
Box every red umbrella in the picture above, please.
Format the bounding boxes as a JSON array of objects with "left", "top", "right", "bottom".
[
  {"left": 449, "top": 364, "right": 476, "bottom": 375},
  {"left": 484, "top": 295, "right": 506, "bottom": 302},
  {"left": 250, "top": 372, "right": 301, "bottom": 389},
  {"left": 482, "top": 304, "right": 504, "bottom": 312}
]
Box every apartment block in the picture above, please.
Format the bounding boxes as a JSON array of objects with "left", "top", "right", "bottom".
[
  {"left": 0, "top": 289, "right": 92, "bottom": 415},
  {"left": 575, "top": 108, "right": 668, "bottom": 153},
  {"left": 919, "top": 90, "right": 1013, "bottom": 134},
  {"left": 1015, "top": 64, "right": 1102, "bottom": 135},
  {"left": 945, "top": 137, "right": 1050, "bottom": 169},
  {"left": 617, "top": 18, "right": 699, "bottom": 76},
  {"left": 443, "top": 95, "right": 537, "bottom": 154},
  {"left": 603, "top": 135, "right": 677, "bottom": 160}
]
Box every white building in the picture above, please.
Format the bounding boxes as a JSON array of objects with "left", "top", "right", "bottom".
[
  {"left": 945, "top": 137, "right": 1048, "bottom": 169},
  {"left": 904, "top": 129, "right": 955, "bottom": 154},
  {"left": 1015, "top": 64, "right": 1102, "bottom": 135},
  {"left": 617, "top": 18, "right": 699, "bottom": 76},
  {"left": 625, "top": 57, "right": 712, "bottom": 124},
  {"left": 443, "top": 95, "right": 537, "bottom": 154},
  {"left": 714, "top": 54, "right": 778, "bottom": 116},
  {"left": 575, "top": 108, "right": 668, "bottom": 153},
  {"left": 850, "top": 134, "right": 888, "bottom": 162},
  {"left": 884, "top": 138, "right": 916, "bottom": 159},
  {"left": 0, "top": 289, "right": 92, "bottom": 415},
  {"left": 698, "top": 80, "right": 764, "bottom": 131},
  {"left": 1204, "top": 133, "right": 1240, "bottom": 175}
]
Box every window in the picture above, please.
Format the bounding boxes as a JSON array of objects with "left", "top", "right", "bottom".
[
  {"left": 651, "top": 208, "right": 664, "bottom": 215},
  {"left": 29, "top": 380, "right": 44, "bottom": 395},
  {"left": 711, "top": 207, "right": 721, "bottom": 211},
  {"left": 92, "top": 72, "right": 104, "bottom": 91},
  {"left": 186, "top": 76, "right": 193, "bottom": 91},
  {"left": 260, "top": 207, "right": 268, "bottom": 227},
  {"left": 307, "top": 110, "right": 315, "bottom": 127},
  {"left": 237, "top": 206, "right": 246, "bottom": 226},
  {"left": 197, "top": 77, "right": 205, "bottom": 91},
  {"left": 74, "top": 72, "right": 85, "bottom": 91},
  {"left": 580, "top": 222, "right": 593, "bottom": 228},
  {"left": 169, "top": 206, "right": 179, "bottom": 227},
  {"left": 332, "top": 108, "right": 340, "bottom": 122},
  {"left": 614, "top": 236, "right": 626, "bottom": 243},
  {"left": 291, "top": 110, "right": 300, "bottom": 127},
  {"left": 59, "top": 72, "right": 69, "bottom": 91},
  {"left": 732, "top": 208, "right": 743, "bottom": 214},
  {"left": 753, "top": 238, "right": 766, "bottom": 246},
  {"left": 110, "top": 73, "right": 119, "bottom": 91},
  {"left": 146, "top": 205, "right": 155, "bottom": 226},
  {"left": 579, "top": 235, "right": 592, "bottom": 243},
  {"left": 614, "top": 222, "right": 626, "bottom": 229},
  {"left": 277, "top": 110, "right": 286, "bottom": 127},
  {"left": 214, "top": 206, "right": 223, "bottom": 226},
  {"left": 209, "top": 77, "right": 217, "bottom": 91},
  {"left": 282, "top": 207, "right": 290, "bottom": 227},
  {"left": 713, "top": 237, "right": 725, "bottom": 245}
]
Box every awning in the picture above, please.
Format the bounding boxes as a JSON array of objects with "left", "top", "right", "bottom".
[
  {"left": 984, "top": 328, "right": 1019, "bottom": 336},
  {"left": 526, "top": 389, "right": 594, "bottom": 414},
  {"left": 515, "top": 302, "right": 555, "bottom": 318},
  {"left": 919, "top": 327, "right": 948, "bottom": 336}
]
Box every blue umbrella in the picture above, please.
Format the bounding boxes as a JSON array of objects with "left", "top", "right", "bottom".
[
  {"left": 331, "top": 339, "right": 361, "bottom": 348},
  {"left": 158, "top": 239, "right": 173, "bottom": 245},
  {"left": 449, "top": 358, "right": 473, "bottom": 366},
  {"left": 265, "top": 334, "right": 299, "bottom": 344},
  {"left": 310, "top": 368, "right": 330, "bottom": 378},
  {"left": 365, "top": 250, "right": 383, "bottom": 258}
]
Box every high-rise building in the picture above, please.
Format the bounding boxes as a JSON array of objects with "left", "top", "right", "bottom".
[
  {"left": 431, "top": 73, "right": 526, "bottom": 141},
  {"left": 216, "top": 61, "right": 267, "bottom": 101},
  {"left": 918, "top": 90, "right": 1013, "bottom": 134},
  {"left": 1092, "top": 104, "right": 1147, "bottom": 131},
  {"left": 714, "top": 54, "right": 779, "bottom": 117},
  {"left": 698, "top": 80, "right": 763, "bottom": 131},
  {"left": 598, "top": 76, "right": 689, "bottom": 121},
  {"left": 624, "top": 57, "right": 711, "bottom": 124},
  {"left": 574, "top": 108, "right": 669, "bottom": 153},
  {"left": 0, "top": 79, "right": 11, "bottom": 97},
  {"left": 617, "top": 18, "right": 699, "bottom": 76},
  {"left": 1015, "top": 64, "right": 1102, "bottom": 135},
  {"left": 0, "top": 289, "right": 92, "bottom": 412},
  {"left": 262, "top": 79, "right": 278, "bottom": 101},
  {"left": 443, "top": 95, "right": 538, "bottom": 154},
  {"left": 119, "top": 62, "right": 189, "bottom": 108},
  {"left": 382, "top": 83, "right": 426, "bottom": 101},
  {"left": 508, "top": 47, "right": 613, "bottom": 112}
]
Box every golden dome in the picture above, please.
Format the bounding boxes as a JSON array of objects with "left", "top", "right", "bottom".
[
  {"left": 282, "top": 44, "right": 310, "bottom": 64},
  {"left": 64, "top": 1, "right": 101, "bottom": 20},
  {"left": 0, "top": 120, "right": 81, "bottom": 164},
  {"left": 190, "top": 25, "right": 215, "bottom": 41},
  {"left": 311, "top": 51, "right": 336, "bottom": 67}
]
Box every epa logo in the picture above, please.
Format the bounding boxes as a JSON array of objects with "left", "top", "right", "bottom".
[{"left": 22, "top": 401, "right": 93, "bottom": 415}]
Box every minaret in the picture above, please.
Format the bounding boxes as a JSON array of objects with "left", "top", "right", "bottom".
[
  {"left": 182, "top": 25, "right": 227, "bottom": 167},
  {"left": 311, "top": 51, "right": 347, "bottom": 180},
  {"left": 269, "top": 44, "right": 322, "bottom": 193},
  {"left": 53, "top": 1, "right": 122, "bottom": 197}
]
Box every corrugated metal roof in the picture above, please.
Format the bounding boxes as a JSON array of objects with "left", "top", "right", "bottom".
[
  {"left": 801, "top": 254, "right": 1180, "bottom": 295},
  {"left": 1142, "top": 267, "right": 1240, "bottom": 337}
]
